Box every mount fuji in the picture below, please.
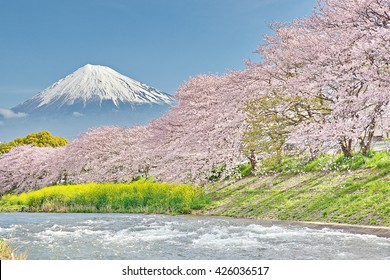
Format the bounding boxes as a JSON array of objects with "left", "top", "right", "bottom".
[
  {"left": 2, "top": 64, "right": 174, "bottom": 141},
  {"left": 13, "top": 64, "right": 174, "bottom": 115}
]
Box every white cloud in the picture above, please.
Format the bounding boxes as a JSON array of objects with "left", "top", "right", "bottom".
[
  {"left": 0, "top": 108, "right": 28, "bottom": 119},
  {"left": 73, "top": 112, "right": 84, "bottom": 117},
  {"left": 0, "top": 120, "right": 4, "bottom": 126}
]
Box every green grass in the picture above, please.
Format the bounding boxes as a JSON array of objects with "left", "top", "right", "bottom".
[
  {"left": 209, "top": 151, "right": 390, "bottom": 226},
  {"left": 272, "top": 150, "right": 390, "bottom": 174},
  {"left": 0, "top": 182, "right": 211, "bottom": 214},
  {"left": 207, "top": 158, "right": 390, "bottom": 226}
]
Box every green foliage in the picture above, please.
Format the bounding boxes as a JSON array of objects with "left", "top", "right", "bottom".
[
  {"left": 131, "top": 175, "right": 156, "bottom": 182},
  {"left": 330, "top": 153, "right": 367, "bottom": 170},
  {"left": 302, "top": 154, "right": 333, "bottom": 172},
  {"left": 242, "top": 95, "right": 291, "bottom": 168},
  {"left": 238, "top": 163, "right": 252, "bottom": 177},
  {"left": 208, "top": 165, "right": 226, "bottom": 182},
  {"left": 273, "top": 157, "right": 307, "bottom": 173},
  {"left": 208, "top": 163, "right": 253, "bottom": 182},
  {"left": 0, "top": 182, "right": 211, "bottom": 214},
  {"left": 0, "top": 131, "right": 68, "bottom": 154},
  {"left": 267, "top": 150, "right": 390, "bottom": 174},
  {"left": 364, "top": 151, "right": 390, "bottom": 169},
  {"left": 242, "top": 94, "right": 330, "bottom": 170}
]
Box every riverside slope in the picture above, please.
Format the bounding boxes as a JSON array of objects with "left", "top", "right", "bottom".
[{"left": 206, "top": 168, "right": 390, "bottom": 228}]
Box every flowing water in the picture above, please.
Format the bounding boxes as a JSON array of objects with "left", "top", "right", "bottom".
[{"left": 0, "top": 213, "right": 389, "bottom": 260}]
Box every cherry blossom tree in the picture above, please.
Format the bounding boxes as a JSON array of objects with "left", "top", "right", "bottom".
[
  {"left": 312, "top": 0, "right": 390, "bottom": 155},
  {"left": 0, "top": 145, "right": 65, "bottom": 194},
  {"left": 145, "top": 73, "right": 250, "bottom": 182},
  {"left": 0, "top": 126, "right": 151, "bottom": 193},
  {"left": 246, "top": 0, "right": 390, "bottom": 157},
  {"left": 59, "top": 73, "right": 251, "bottom": 184},
  {"left": 60, "top": 126, "right": 150, "bottom": 184}
]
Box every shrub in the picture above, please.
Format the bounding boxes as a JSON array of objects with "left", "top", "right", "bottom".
[
  {"left": 0, "top": 131, "right": 68, "bottom": 154},
  {"left": 208, "top": 165, "right": 226, "bottom": 182},
  {"left": 238, "top": 162, "right": 252, "bottom": 177}
]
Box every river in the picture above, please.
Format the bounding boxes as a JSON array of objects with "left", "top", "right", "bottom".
[{"left": 0, "top": 213, "right": 389, "bottom": 259}]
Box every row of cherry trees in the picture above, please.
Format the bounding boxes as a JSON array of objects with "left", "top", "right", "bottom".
[
  {"left": 0, "top": 73, "right": 249, "bottom": 192},
  {"left": 244, "top": 0, "right": 389, "bottom": 158},
  {"left": 1, "top": 0, "right": 388, "bottom": 192}
]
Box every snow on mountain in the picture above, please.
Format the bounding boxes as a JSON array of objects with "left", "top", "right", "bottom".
[{"left": 13, "top": 64, "right": 174, "bottom": 114}]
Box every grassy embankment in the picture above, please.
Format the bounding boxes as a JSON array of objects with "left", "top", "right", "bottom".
[
  {"left": 206, "top": 151, "right": 390, "bottom": 226},
  {"left": 0, "top": 181, "right": 210, "bottom": 214},
  {"left": 0, "top": 239, "right": 26, "bottom": 260}
]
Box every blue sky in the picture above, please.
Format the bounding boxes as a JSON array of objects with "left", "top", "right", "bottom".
[{"left": 0, "top": 0, "right": 316, "bottom": 108}]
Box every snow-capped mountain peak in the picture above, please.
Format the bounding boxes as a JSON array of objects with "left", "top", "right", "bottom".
[{"left": 13, "top": 64, "right": 173, "bottom": 114}]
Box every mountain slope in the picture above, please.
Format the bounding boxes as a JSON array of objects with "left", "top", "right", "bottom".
[
  {"left": 13, "top": 64, "right": 174, "bottom": 114},
  {"left": 1, "top": 64, "right": 174, "bottom": 141}
]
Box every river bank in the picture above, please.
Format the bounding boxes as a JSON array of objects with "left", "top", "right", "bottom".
[{"left": 205, "top": 168, "right": 390, "bottom": 228}]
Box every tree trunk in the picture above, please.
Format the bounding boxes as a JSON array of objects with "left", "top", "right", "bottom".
[
  {"left": 359, "top": 120, "right": 376, "bottom": 156},
  {"left": 340, "top": 138, "right": 353, "bottom": 157},
  {"left": 360, "top": 131, "right": 374, "bottom": 156},
  {"left": 247, "top": 149, "right": 257, "bottom": 174}
]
